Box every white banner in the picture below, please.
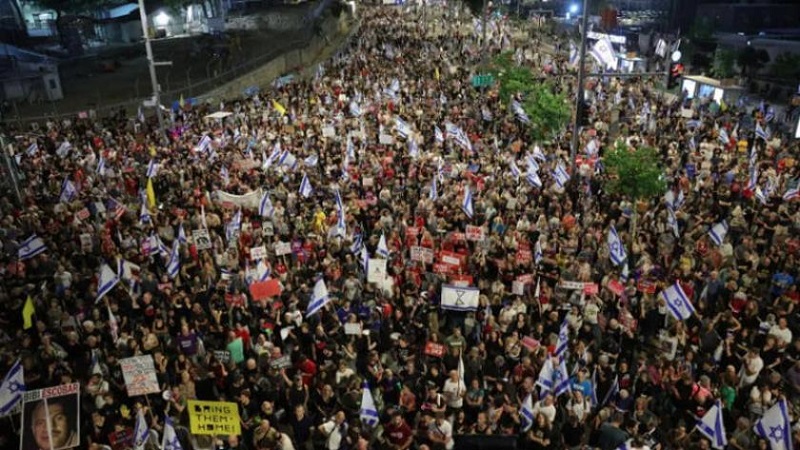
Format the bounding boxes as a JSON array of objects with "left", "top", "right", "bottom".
[
  {"left": 215, "top": 189, "right": 264, "bottom": 210},
  {"left": 441, "top": 285, "right": 480, "bottom": 311}
]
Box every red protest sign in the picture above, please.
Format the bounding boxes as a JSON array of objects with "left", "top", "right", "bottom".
[
  {"left": 465, "top": 225, "right": 485, "bottom": 242},
  {"left": 516, "top": 249, "right": 532, "bottom": 264},
  {"left": 433, "top": 263, "right": 452, "bottom": 275},
  {"left": 637, "top": 280, "right": 657, "bottom": 295},
  {"left": 583, "top": 283, "right": 599, "bottom": 295},
  {"left": 607, "top": 280, "right": 624, "bottom": 296},
  {"left": 424, "top": 342, "right": 446, "bottom": 358},
  {"left": 250, "top": 279, "right": 282, "bottom": 300}
]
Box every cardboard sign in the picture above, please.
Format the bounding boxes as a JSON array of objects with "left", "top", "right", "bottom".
[
  {"left": 22, "top": 383, "right": 81, "bottom": 450},
  {"left": 607, "top": 279, "right": 624, "bottom": 296},
  {"left": 410, "top": 246, "right": 434, "bottom": 264},
  {"left": 270, "top": 355, "right": 292, "bottom": 369},
  {"left": 583, "top": 283, "right": 599, "bottom": 295},
  {"left": 367, "top": 258, "right": 388, "bottom": 283},
  {"left": 120, "top": 355, "right": 160, "bottom": 397},
  {"left": 512, "top": 280, "right": 525, "bottom": 295},
  {"left": 344, "top": 323, "right": 363, "bottom": 335},
  {"left": 465, "top": 225, "right": 485, "bottom": 242},
  {"left": 322, "top": 126, "right": 336, "bottom": 137},
  {"left": 424, "top": 342, "right": 446, "bottom": 358},
  {"left": 188, "top": 400, "right": 242, "bottom": 436},
  {"left": 250, "top": 245, "right": 267, "bottom": 260},
  {"left": 193, "top": 229, "right": 212, "bottom": 250},
  {"left": 249, "top": 279, "right": 282, "bottom": 300},
  {"left": 274, "top": 241, "right": 292, "bottom": 256}
]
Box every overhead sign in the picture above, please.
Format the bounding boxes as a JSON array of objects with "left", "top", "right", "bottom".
[{"left": 188, "top": 400, "right": 241, "bottom": 436}]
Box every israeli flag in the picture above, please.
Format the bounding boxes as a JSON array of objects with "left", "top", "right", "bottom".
[
  {"left": 481, "top": 106, "right": 493, "bottom": 122},
  {"left": 0, "top": 359, "right": 24, "bottom": 416},
  {"left": 695, "top": 401, "right": 727, "bottom": 450},
  {"left": 509, "top": 160, "right": 521, "bottom": 180},
  {"left": 765, "top": 106, "right": 775, "bottom": 123},
  {"left": 306, "top": 278, "right": 330, "bottom": 317},
  {"left": 511, "top": 100, "right": 531, "bottom": 124},
  {"left": 662, "top": 282, "right": 696, "bottom": 321},
  {"left": 553, "top": 164, "right": 570, "bottom": 188},
  {"left": 133, "top": 408, "right": 150, "bottom": 450},
  {"left": 667, "top": 207, "right": 680, "bottom": 238},
  {"left": 278, "top": 150, "right": 297, "bottom": 170},
  {"left": 360, "top": 382, "right": 380, "bottom": 427},
  {"left": 783, "top": 185, "right": 799, "bottom": 202},
  {"left": 196, "top": 135, "right": 212, "bottom": 153},
  {"left": 255, "top": 260, "right": 271, "bottom": 282},
  {"left": 554, "top": 319, "right": 570, "bottom": 359},
  {"left": 349, "top": 101, "right": 362, "bottom": 117},
  {"left": 139, "top": 198, "right": 151, "bottom": 224},
  {"left": 259, "top": 192, "right": 274, "bottom": 218},
  {"left": 408, "top": 138, "right": 419, "bottom": 159},
  {"left": 360, "top": 246, "right": 369, "bottom": 272},
  {"left": 146, "top": 159, "right": 158, "bottom": 178},
  {"left": 755, "top": 186, "right": 768, "bottom": 205},
  {"left": 708, "top": 220, "right": 728, "bottom": 246},
  {"left": 753, "top": 398, "right": 792, "bottom": 450},
  {"left": 60, "top": 179, "right": 77, "bottom": 203},
  {"left": 534, "top": 241, "right": 543, "bottom": 265},
  {"left": 536, "top": 358, "right": 555, "bottom": 398},
  {"left": 26, "top": 142, "right": 39, "bottom": 156},
  {"left": 304, "top": 154, "right": 319, "bottom": 167},
  {"left": 220, "top": 166, "right": 230, "bottom": 187},
  {"left": 756, "top": 122, "right": 770, "bottom": 141},
  {"left": 718, "top": 126, "right": 729, "bottom": 145},
  {"left": 607, "top": 226, "right": 627, "bottom": 266},
  {"left": 376, "top": 233, "right": 390, "bottom": 258},
  {"left": 162, "top": 416, "right": 183, "bottom": 450},
  {"left": 395, "top": 116, "right": 412, "bottom": 139},
  {"left": 747, "top": 166, "right": 758, "bottom": 191},
  {"left": 554, "top": 359, "right": 572, "bottom": 397},
  {"left": 56, "top": 140, "right": 72, "bottom": 158},
  {"left": 155, "top": 235, "right": 170, "bottom": 258},
  {"left": 434, "top": 126, "right": 444, "bottom": 143},
  {"left": 346, "top": 136, "right": 356, "bottom": 161},
  {"left": 441, "top": 285, "right": 480, "bottom": 311},
  {"left": 18, "top": 234, "right": 47, "bottom": 260},
  {"left": 166, "top": 241, "right": 181, "bottom": 279},
  {"left": 177, "top": 223, "right": 187, "bottom": 244},
  {"left": 335, "top": 189, "right": 346, "bottom": 234},
  {"left": 532, "top": 145, "right": 546, "bottom": 161},
  {"left": 299, "top": 174, "right": 313, "bottom": 198},
  {"left": 96, "top": 263, "right": 120, "bottom": 303},
  {"left": 350, "top": 233, "right": 363, "bottom": 254},
  {"left": 462, "top": 185, "right": 474, "bottom": 219},
  {"left": 96, "top": 155, "right": 107, "bottom": 176},
  {"left": 526, "top": 154, "right": 540, "bottom": 173},
  {"left": 390, "top": 78, "right": 400, "bottom": 93},
  {"left": 664, "top": 189, "right": 685, "bottom": 210},
  {"left": 526, "top": 171, "right": 542, "bottom": 188},
  {"left": 520, "top": 393, "right": 535, "bottom": 432},
  {"left": 568, "top": 42, "right": 579, "bottom": 67}
]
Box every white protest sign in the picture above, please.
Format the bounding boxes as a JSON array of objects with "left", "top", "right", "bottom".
[
  {"left": 560, "top": 280, "right": 585, "bottom": 290},
  {"left": 322, "top": 126, "right": 336, "bottom": 138},
  {"left": 379, "top": 134, "right": 394, "bottom": 145},
  {"left": 193, "top": 229, "right": 212, "bottom": 250},
  {"left": 250, "top": 245, "right": 267, "bottom": 261},
  {"left": 80, "top": 234, "right": 93, "bottom": 252},
  {"left": 344, "top": 323, "right": 363, "bottom": 335},
  {"left": 465, "top": 225, "right": 485, "bottom": 242},
  {"left": 274, "top": 241, "right": 292, "bottom": 256},
  {"left": 441, "top": 285, "right": 480, "bottom": 311},
  {"left": 512, "top": 280, "right": 525, "bottom": 296},
  {"left": 120, "top": 355, "right": 160, "bottom": 396},
  {"left": 410, "top": 246, "right": 434, "bottom": 264},
  {"left": 367, "top": 258, "right": 388, "bottom": 283}
]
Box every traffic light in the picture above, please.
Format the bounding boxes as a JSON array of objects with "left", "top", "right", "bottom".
[
  {"left": 578, "top": 100, "right": 591, "bottom": 127},
  {"left": 668, "top": 62, "right": 684, "bottom": 90}
]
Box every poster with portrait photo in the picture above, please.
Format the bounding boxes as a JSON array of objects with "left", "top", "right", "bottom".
[{"left": 20, "top": 383, "right": 80, "bottom": 450}]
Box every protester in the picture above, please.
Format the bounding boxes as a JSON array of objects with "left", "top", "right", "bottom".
[{"left": 1, "top": 2, "right": 800, "bottom": 450}]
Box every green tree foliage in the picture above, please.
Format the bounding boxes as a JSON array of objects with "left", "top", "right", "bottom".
[
  {"left": 490, "top": 52, "right": 570, "bottom": 142},
  {"left": 711, "top": 48, "right": 736, "bottom": 79},
  {"left": 737, "top": 46, "right": 770, "bottom": 78},
  {"left": 603, "top": 141, "right": 667, "bottom": 202},
  {"left": 769, "top": 52, "right": 800, "bottom": 81}
]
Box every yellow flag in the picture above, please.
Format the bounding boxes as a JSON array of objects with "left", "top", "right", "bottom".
[
  {"left": 272, "top": 100, "right": 286, "bottom": 116},
  {"left": 435, "top": 67, "right": 440, "bottom": 82},
  {"left": 179, "top": 94, "right": 185, "bottom": 109},
  {"left": 720, "top": 99, "right": 728, "bottom": 112},
  {"left": 146, "top": 178, "right": 156, "bottom": 209},
  {"left": 149, "top": 145, "right": 156, "bottom": 157},
  {"left": 23, "top": 295, "right": 35, "bottom": 330}
]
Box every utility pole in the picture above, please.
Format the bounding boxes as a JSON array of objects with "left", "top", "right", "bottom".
[
  {"left": 0, "top": 136, "right": 22, "bottom": 205},
  {"left": 137, "top": 0, "right": 168, "bottom": 143},
  {"left": 569, "top": 0, "right": 590, "bottom": 178}
]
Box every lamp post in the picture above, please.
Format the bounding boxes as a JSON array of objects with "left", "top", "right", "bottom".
[
  {"left": 569, "top": 0, "right": 590, "bottom": 178},
  {"left": 0, "top": 135, "right": 22, "bottom": 205},
  {"left": 137, "top": 0, "right": 167, "bottom": 142}
]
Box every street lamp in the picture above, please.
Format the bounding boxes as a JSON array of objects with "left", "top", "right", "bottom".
[{"left": 569, "top": 0, "right": 590, "bottom": 178}]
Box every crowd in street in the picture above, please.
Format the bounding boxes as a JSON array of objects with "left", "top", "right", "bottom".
[{"left": 1, "top": 3, "right": 800, "bottom": 450}]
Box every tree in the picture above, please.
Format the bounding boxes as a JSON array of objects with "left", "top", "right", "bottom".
[
  {"left": 711, "top": 48, "right": 736, "bottom": 79},
  {"left": 602, "top": 141, "right": 667, "bottom": 240},
  {"left": 490, "top": 52, "right": 570, "bottom": 142},
  {"left": 737, "top": 46, "right": 770, "bottom": 78},
  {"left": 769, "top": 52, "right": 800, "bottom": 81}
]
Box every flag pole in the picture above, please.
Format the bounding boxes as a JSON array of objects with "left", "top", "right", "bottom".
[{"left": 570, "top": 0, "right": 590, "bottom": 179}]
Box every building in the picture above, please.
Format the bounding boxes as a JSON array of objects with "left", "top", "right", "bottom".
[{"left": 0, "top": 44, "right": 62, "bottom": 102}]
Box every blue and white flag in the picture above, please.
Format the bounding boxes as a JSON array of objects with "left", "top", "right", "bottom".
[
  {"left": 360, "top": 382, "right": 380, "bottom": 427},
  {"left": 554, "top": 319, "right": 570, "bottom": 359},
  {"left": 26, "top": 142, "right": 39, "bottom": 156},
  {"left": 534, "top": 241, "right": 543, "bottom": 265},
  {"left": 664, "top": 189, "right": 685, "bottom": 210},
  {"left": 526, "top": 154, "right": 540, "bottom": 173},
  {"left": 304, "top": 154, "right": 319, "bottom": 167},
  {"left": 166, "top": 241, "right": 180, "bottom": 279},
  {"left": 96, "top": 263, "right": 120, "bottom": 303},
  {"left": 662, "top": 282, "right": 696, "bottom": 321},
  {"left": 133, "top": 408, "right": 150, "bottom": 450},
  {"left": 421, "top": 174, "right": 435, "bottom": 202},
  {"left": 600, "top": 375, "right": 619, "bottom": 407},
  {"left": 349, "top": 101, "right": 362, "bottom": 117},
  {"left": 299, "top": 174, "right": 313, "bottom": 198},
  {"left": 376, "top": 233, "right": 390, "bottom": 258},
  {"left": 554, "top": 359, "right": 572, "bottom": 397},
  {"left": 708, "top": 220, "right": 728, "bottom": 246},
  {"left": 220, "top": 166, "right": 230, "bottom": 187},
  {"left": 536, "top": 358, "right": 554, "bottom": 398},
  {"left": 18, "top": 234, "right": 47, "bottom": 260},
  {"left": 462, "top": 185, "right": 474, "bottom": 219},
  {"left": 226, "top": 209, "right": 242, "bottom": 243},
  {"left": 511, "top": 100, "right": 530, "bottom": 124},
  {"left": 509, "top": 160, "right": 521, "bottom": 180},
  {"left": 607, "top": 226, "right": 627, "bottom": 266},
  {"left": 755, "top": 186, "right": 768, "bottom": 205},
  {"left": 667, "top": 206, "right": 680, "bottom": 238},
  {"left": 0, "top": 359, "right": 24, "bottom": 416},
  {"left": 765, "top": 106, "right": 775, "bottom": 123},
  {"left": 255, "top": 260, "right": 271, "bottom": 282},
  {"left": 747, "top": 166, "right": 758, "bottom": 192},
  {"left": 696, "top": 401, "right": 727, "bottom": 450},
  {"left": 278, "top": 150, "right": 297, "bottom": 170},
  {"left": 360, "top": 246, "right": 369, "bottom": 272},
  {"left": 754, "top": 398, "right": 793, "bottom": 450},
  {"left": 177, "top": 223, "right": 187, "bottom": 244},
  {"left": 350, "top": 233, "right": 363, "bottom": 254},
  {"left": 335, "top": 189, "right": 346, "bottom": 234},
  {"left": 434, "top": 126, "right": 444, "bottom": 143},
  {"left": 197, "top": 135, "right": 212, "bottom": 153},
  {"left": 445, "top": 122, "right": 472, "bottom": 152},
  {"left": 60, "top": 179, "right": 77, "bottom": 203},
  {"left": 532, "top": 145, "right": 546, "bottom": 161},
  {"left": 568, "top": 42, "right": 579, "bottom": 67},
  {"left": 139, "top": 199, "right": 151, "bottom": 224},
  {"left": 553, "top": 164, "right": 570, "bottom": 188},
  {"left": 346, "top": 136, "right": 356, "bottom": 161},
  {"left": 306, "top": 278, "right": 330, "bottom": 317},
  {"left": 526, "top": 171, "right": 543, "bottom": 188},
  {"left": 395, "top": 116, "right": 412, "bottom": 139},
  {"left": 96, "top": 155, "right": 107, "bottom": 176},
  {"left": 146, "top": 159, "right": 158, "bottom": 178},
  {"left": 520, "top": 393, "right": 535, "bottom": 432},
  {"left": 441, "top": 285, "right": 480, "bottom": 311},
  {"left": 162, "top": 416, "right": 183, "bottom": 450},
  {"left": 259, "top": 192, "right": 274, "bottom": 218},
  {"left": 408, "top": 137, "right": 419, "bottom": 159},
  {"left": 756, "top": 122, "right": 770, "bottom": 141},
  {"left": 718, "top": 127, "right": 729, "bottom": 145},
  {"left": 783, "top": 185, "right": 799, "bottom": 202},
  {"left": 56, "top": 140, "right": 72, "bottom": 158}
]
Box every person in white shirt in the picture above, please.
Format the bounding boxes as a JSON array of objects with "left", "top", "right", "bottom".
[
  {"left": 532, "top": 394, "right": 557, "bottom": 424},
  {"left": 738, "top": 348, "right": 764, "bottom": 388},
  {"left": 427, "top": 413, "right": 454, "bottom": 450},
  {"left": 442, "top": 370, "right": 465, "bottom": 410},
  {"left": 317, "top": 411, "right": 347, "bottom": 450},
  {"left": 768, "top": 318, "right": 793, "bottom": 348}
]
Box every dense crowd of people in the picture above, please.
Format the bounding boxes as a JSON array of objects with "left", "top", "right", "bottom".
[{"left": 1, "top": 3, "right": 800, "bottom": 450}]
